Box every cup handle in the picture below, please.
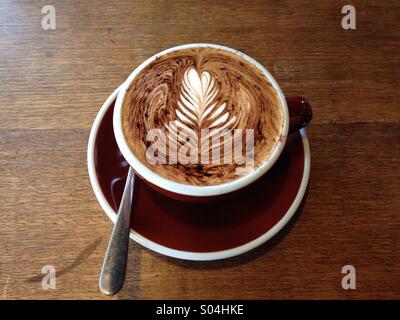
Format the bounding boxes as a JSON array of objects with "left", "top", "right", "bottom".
[{"left": 285, "top": 96, "right": 313, "bottom": 134}]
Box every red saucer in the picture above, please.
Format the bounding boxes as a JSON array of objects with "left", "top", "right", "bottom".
[{"left": 89, "top": 88, "right": 310, "bottom": 260}]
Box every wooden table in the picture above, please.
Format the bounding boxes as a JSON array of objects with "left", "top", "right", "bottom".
[{"left": 1, "top": 0, "right": 399, "bottom": 300}]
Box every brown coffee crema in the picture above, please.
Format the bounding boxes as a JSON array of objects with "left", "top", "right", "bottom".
[{"left": 121, "top": 47, "right": 284, "bottom": 186}]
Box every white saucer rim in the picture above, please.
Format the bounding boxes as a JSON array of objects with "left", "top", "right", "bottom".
[{"left": 87, "top": 85, "right": 311, "bottom": 261}]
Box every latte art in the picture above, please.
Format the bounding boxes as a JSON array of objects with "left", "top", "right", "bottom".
[
  {"left": 175, "top": 67, "right": 235, "bottom": 130},
  {"left": 163, "top": 67, "right": 242, "bottom": 167},
  {"left": 121, "top": 47, "right": 284, "bottom": 186}
]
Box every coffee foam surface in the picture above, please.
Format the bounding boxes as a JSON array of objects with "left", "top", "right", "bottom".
[{"left": 122, "top": 47, "right": 284, "bottom": 186}]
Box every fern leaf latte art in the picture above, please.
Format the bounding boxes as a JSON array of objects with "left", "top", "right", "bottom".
[{"left": 121, "top": 47, "right": 284, "bottom": 186}]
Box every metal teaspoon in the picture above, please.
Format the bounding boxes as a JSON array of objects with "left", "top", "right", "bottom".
[{"left": 99, "top": 167, "right": 135, "bottom": 295}]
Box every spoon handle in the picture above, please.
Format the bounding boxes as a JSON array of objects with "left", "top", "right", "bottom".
[{"left": 99, "top": 167, "right": 135, "bottom": 295}]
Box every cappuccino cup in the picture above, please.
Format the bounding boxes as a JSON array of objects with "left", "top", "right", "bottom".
[{"left": 113, "top": 44, "right": 312, "bottom": 202}]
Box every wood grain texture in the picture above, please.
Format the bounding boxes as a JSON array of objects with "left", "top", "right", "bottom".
[{"left": 0, "top": 0, "right": 399, "bottom": 299}]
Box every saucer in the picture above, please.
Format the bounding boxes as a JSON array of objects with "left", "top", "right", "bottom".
[{"left": 87, "top": 86, "right": 310, "bottom": 261}]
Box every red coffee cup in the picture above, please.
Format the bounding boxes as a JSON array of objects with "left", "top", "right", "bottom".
[{"left": 113, "top": 44, "right": 312, "bottom": 202}]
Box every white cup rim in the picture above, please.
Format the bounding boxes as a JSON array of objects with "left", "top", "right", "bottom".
[{"left": 113, "top": 43, "right": 289, "bottom": 197}]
